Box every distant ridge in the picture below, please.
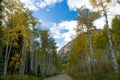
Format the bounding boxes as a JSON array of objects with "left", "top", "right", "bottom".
[
  {"left": 58, "top": 29, "right": 102, "bottom": 58},
  {"left": 58, "top": 41, "right": 73, "bottom": 58}
]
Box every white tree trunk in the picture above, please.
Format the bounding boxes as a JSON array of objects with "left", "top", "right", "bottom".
[
  {"left": 4, "top": 38, "right": 12, "bottom": 76},
  {"left": 85, "top": 45, "right": 91, "bottom": 74},
  {"left": 4, "top": 43, "right": 9, "bottom": 76},
  {"left": 87, "top": 27, "right": 93, "bottom": 74},
  {"left": 20, "top": 43, "right": 26, "bottom": 74},
  {"left": 30, "top": 46, "right": 33, "bottom": 73},
  {"left": 35, "top": 47, "right": 38, "bottom": 76},
  {"left": 42, "top": 50, "right": 46, "bottom": 76},
  {"left": 104, "top": 12, "right": 119, "bottom": 73}
]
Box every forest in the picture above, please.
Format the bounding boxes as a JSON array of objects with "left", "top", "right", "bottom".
[
  {"left": 0, "top": 0, "right": 61, "bottom": 80},
  {"left": 65, "top": 0, "right": 120, "bottom": 80},
  {"left": 0, "top": 0, "right": 120, "bottom": 80}
]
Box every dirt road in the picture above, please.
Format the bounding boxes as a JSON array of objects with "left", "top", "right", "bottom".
[{"left": 44, "top": 74, "right": 73, "bottom": 80}]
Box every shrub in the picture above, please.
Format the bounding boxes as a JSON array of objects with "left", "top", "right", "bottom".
[{"left": 2, "top": 74, "right": 43, "bottom": 80}]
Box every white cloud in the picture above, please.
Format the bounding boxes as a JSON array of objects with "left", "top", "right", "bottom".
[
  {"left": 67, "top": 0, "right": 118, "bottom": 11},
  {"left": 50, "top": 23, "right": 62, "bottom": 38},
  {"left": 93, "top": 16, "right": 105, "bottom": 29},
  {"left": 59, "top": 21, "right": 77, "bottom": 41},
  {"left": 20, "top": 0, "right": 63, "bottom": 10},
  {"left": 67, "top": 0, "right": 92, "bottom": 11},
  {"left": 67, "top": 0, "right": 120, "bottom": 29},
  {"left": 94, "top": 3, "right": 120, "bottom": 29},
  {"left": 50, "top": 20, "right": 77, "bottom": 42},
  {"left": 38, "top": 0, "right": 63, "bottom": 8},
  {"left": 39, "top": 20, "right": 77, "bottom": 49},
  {"left": 20, "top": 0, "right": 38, "bottom": 11}
]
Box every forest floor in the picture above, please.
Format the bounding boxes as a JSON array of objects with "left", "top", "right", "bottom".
[{"left": 44, "top": 74, "right": 73, "bottom": 80}]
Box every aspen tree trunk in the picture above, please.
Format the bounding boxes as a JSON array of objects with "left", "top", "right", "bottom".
[
  {"left": 52, "top": 56, "right": 54, "bottom": 75},
  {"left": 50, "top": 54, "right": 53, "bottom": 75},
  {"left": 4, "top": 36, "right": 12, "bottom": 76},
  {"left": 42, "top": 50, "right": 46, "bottom": 76},
  {"left": 50, "top": 55, "right": 52, "bottom": 75},
  {"left": 85, "top": 45, "right": 91, "bottom": 74},
  {"left": 30, "top": 46, "right": 33, "bottom": 73},
  {"left": 3, "top": 32, "right": 9, "bottom": 76},
  {"left": 4, "top": 43, "right": 9, "bottom": 76},
  {"left": 41, "top": 52, "right": 44, "bottom": 76},
  {"left": 87, "top": 28, "right": 93, "bottom": 74},
  {"left": 20, "top": 43, "right": 26, "bottom": 74},
  {"left": 4, "top": 45, "right": 12, "bottom": 75},
  {"left": 35, "top": 47, "right": 38, "bottom": 76},
  {"left": 47, "top": 55, "right": 50, "bottom": 75},
  {"left": 30, "top": 35, "right": 35, "bottom": 73},
  {"left": 104, "top": 12, "right": 119, "bottom": 73},
  {"left": 87, "top": 28, "right": 93, "bottom": 56},
  {"left": 53, "top": 57, "right": 56, "bottom": 75},
  {"left": 44, "top": 51, "right": 46, "bottom": 75},
  {"left": 25, "top": 53, "right": 28, "bottom": 74},
  {"left": 103, "top": 48, "right": 109, "bottom": 72},
  {"left": 4, "top": 45, "right": 12, "bottom": 76},
  {"left": 47, "top": 52, "right": 52, "bottom": 76},
  {"left": 50, "top": 56, "right": 52, "bottom": 75}
]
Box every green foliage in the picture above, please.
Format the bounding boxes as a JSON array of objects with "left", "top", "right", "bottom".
[
  {"left": 67, "top": 1, "right": 120, "bottom": 79},
  {"left": 0, "top": 0, "right": 4, "bottom": 76},
  {"left": 66, "top": 13, "right": 120, "bottom": 80},
  {"left": 70, "top": 72, "right": 119, "bottom": 80},
  {"left": 2, "top": 75, "right": 43, "bottom": 80},
  {"left": 1, "top": 0, "right": 120, "bottom": 79},
  {"left": 112, "top": 15, "right": 120, "bottom": 51},
  {"left": 0, "top": 0, "right": 61, "bottom": 78},
  {"left": 60, "top": 57, "right": 68, "bottom": 64},
  {"left": 0, "top": 0, "right": 3, "bottom": 25}
]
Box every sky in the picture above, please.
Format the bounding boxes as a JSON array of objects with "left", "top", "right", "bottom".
[{"left": 20, "top": 0, "right": 120, "bottom": 50}]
